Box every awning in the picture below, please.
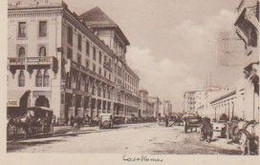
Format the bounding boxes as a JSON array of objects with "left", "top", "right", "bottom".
[{"left": 7, "top": 90, "right": 30, "bottom": 107}]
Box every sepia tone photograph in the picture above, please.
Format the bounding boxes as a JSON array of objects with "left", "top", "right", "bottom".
[{"left": 4, "top": 0, "right": 259, "bottom": 158}]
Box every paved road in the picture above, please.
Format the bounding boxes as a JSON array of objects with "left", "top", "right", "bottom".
[{"left": 7, "top": 123, "right": 242, "bottom": 154}]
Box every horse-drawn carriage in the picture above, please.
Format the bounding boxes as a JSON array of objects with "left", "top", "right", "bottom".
[
  {"left": 226, "top": 119, "right": 259, "bottom": 155},
  {"left": 7, "top": 107, "right": 53, "bottom": 140},
  {"left": 183, "top": 113, "right": 201, "bottom": 133}
]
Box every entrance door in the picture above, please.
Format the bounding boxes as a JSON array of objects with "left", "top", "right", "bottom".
[{"left": 35, "top": 95, "right": 50, "bottom": 108}]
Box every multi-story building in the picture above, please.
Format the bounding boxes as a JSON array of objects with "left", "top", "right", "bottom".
[
  {"left": 7, "top": 0, "right": 140, "bottom": 123},
  {"left": 183, "top": 90, "right": 206, "bottom": 113},
  {"left": 208, "top": 88, "right": 246, "bottom": 120},
  {"left": 234, "top": 0, "right": 259, "bottom": 121},
  {"left": 148, "top": 96, "right": 162, "bottom": 118},
  {"left": 162, "top": 100, "right": 173, "bottom": 117},
  {"left": 139, "top": 89, "right": 153, "bottom": 117}
]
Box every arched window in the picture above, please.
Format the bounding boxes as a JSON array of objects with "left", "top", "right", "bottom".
[
  {"left": 18, "top": 70, "right": 25, "bottom": 87},
  {"left": 39, "top": 46, "right": 46, "bottom": 57},
  {"left": 18, "top": 47, "right": 25, "bottom": 58},
  {"left": 36, "top": 70, "right": 43, "bottom": 87},
  {"left": 43, "top": 70, "right": 49, "bottom": 87}
]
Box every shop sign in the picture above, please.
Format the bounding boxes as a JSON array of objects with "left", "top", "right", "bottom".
[{"left": 7, "top": 100, "right": 19, "bottom": 107}]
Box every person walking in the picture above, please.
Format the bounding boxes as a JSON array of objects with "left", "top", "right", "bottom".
[
  {"left": 165, "top": 116, "right": 169, "bottom": 127},
  {"left": 70, "top": 115, "right": 74, "bottom": 127}
]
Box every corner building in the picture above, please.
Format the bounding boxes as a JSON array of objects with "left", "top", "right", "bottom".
[
  {"left": 234, "top": 0, "right": 259, "bottom": 121},
  {"left": 7, "top": 0, "right": 140, "bottom": 123}
]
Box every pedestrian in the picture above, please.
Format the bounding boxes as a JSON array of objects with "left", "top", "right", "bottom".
[
  {"left": 165, "top": 116, "right": 169, "bottom": 127},
  {"left": 70, "top": 115, "right": 74, "bottom": 127}
]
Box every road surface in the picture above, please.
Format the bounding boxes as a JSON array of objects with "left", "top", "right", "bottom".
[{"left": 7, "top": 123, "right": 242, "bottom": 154}]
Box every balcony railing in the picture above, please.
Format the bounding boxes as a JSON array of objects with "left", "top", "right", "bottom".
[
  {"left": 8, "top": 56, "right": 56, "bottom": 66},
  {"left": 71, "top": 61, "right": 114, "bottom": 86},
  {"left": 103, "top": 62, "right": 113, "bottom": 72}
]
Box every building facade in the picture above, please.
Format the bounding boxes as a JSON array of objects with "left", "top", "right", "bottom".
[
  {"left": 139, "top": 89, "right": 154, "bottom": 117},
  {"left": 183, "top": 90, "right": 206, "bottom": 113},
  {"left": 148, "top": 96, "right": 162, "bottom": 118},
  {"left": 7, "top": 0, "right": 140, "bottom": 123},
  {"left": 234, "top": 0, "right": 259, "bottom": 121},
  {"left": 162, "top": 100, "right": 173, "bottom": 117}
]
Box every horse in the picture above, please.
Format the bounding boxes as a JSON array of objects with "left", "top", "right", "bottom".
[
  {"left": 40, "top": 116, "right": 53, "bottom": 136},
  {"left": 226, "top": 120, "right": 247, "bottom": 143},
  {"left": 7, "top": 116, "right": 31, "bottom": 140},
  {"left": 239, "top": 120, "right": 259, "bottom": 155},
  {"left": 200, "top": 117, "right": 213, "bottom": 143}
]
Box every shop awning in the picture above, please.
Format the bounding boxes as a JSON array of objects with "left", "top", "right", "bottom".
[{"left": 7, "top": 90, "right": 30, "bottom": 107}]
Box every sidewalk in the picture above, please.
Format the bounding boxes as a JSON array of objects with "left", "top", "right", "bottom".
[{"left": 53, "top": 125, "right": 99, "bottom": 136}]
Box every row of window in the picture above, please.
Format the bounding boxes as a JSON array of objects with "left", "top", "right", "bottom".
[
  {"left": 67, "top": 25, "right": 112, "bottom": 65},
  {"left": 18, "top": 70, "right": 49, "bottom": 87},
  {"left": 18, "top": 46, "right": 47, "bottom": 58},
  {"left": 65, "top": 24, "right": 137, "bottom": 90},
  {"left": 18, "top": 21, "right": 47, "bottom": 38},
  {"left": 67, "top": 80, "right": 112, "bottom": 99}
]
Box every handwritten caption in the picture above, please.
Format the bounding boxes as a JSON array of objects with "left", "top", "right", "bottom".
[{"left": 123, "top": 155, "right": 164, "bottom": 162}]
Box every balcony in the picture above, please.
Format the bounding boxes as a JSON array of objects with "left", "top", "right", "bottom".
[
  {"left": 71, "top": 61, "right": 114, "bottom": 86},
  {"left": 103, "top": 62, "right": 113, "bottom": 72},
  {"left": 8, "top": 56, "right": 58, "bottom": 74}
]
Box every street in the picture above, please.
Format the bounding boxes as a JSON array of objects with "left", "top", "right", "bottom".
[{"left": 7, "top": 123, "right": 242, "bottom": 154}]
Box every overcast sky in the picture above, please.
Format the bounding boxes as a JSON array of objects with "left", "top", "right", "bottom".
[{"left": 64, "top": 0, "right": 245, "bottom": 111}]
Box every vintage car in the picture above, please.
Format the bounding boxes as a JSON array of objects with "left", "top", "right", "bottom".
[
  {"left": 183, "top": 114, "right": 201, "bottom": 133},
  {"left": 212, "top": 120, "right": 227, "bottom": 138},
  {"left": 99, "top": 114, "right": 113, "bottom": 129},
  {"left": 7, "top": 106, "right": 53, "bottom": 140},
  {"left": 125, "top": 114, "right": 138, "bottom": 124},
  {"left": 113, "top": 115, "right": 125, "bottom": 125}
]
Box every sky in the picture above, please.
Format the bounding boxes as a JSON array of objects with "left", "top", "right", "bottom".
[{"left": 64, "top": 0, "right": 245, "bottom": 111}]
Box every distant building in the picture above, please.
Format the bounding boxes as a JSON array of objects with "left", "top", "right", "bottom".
[
  {"left": 157, "top": 100, "right": 173, "bottom": 117},
  {"left": 149, "top": 96, "right": 162, "bottom": 117},
  {"left": 139, "top": 89, "right": 153, "bottom": 117},
  {"left": 163, "top": 100, "right": 173, "bottom": 117},
  {"left": 183, "top": 90, "right": 206, "bottom": 114},
  {"left": 184, "top": 86, "right": 230, "bottom": 117}
]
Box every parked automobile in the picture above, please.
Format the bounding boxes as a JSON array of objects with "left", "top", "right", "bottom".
[
  {"left": 212, "top": 120, "right": 227, "bottom": 138},
  {"left": 113, "top": 115, "right": 125, "bottom": 125},
  {"left": 99, "top": 114, "right": 113, "bottom": 129},
  {"left": 136, "top": 116, "right": 145, "bottom": 123},
  {"left": 125, "top": 114, "right": 138, "bottom": 124},
  {"left": 144, "top": 116, "right": 155, "bottom": 123}
]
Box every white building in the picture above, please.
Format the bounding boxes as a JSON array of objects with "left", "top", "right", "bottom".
[
  {"left": 148, "top": 96, "right": 162, "bottom": 118},
  {"left": 234, "top": 0, "right": 259, "bottom": 122},
  {"left": 7, "top": 0, "right": 140, "bottom": 123},
  {"left": 183, "top": 90, "right": 206, "bottom": 114}
]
